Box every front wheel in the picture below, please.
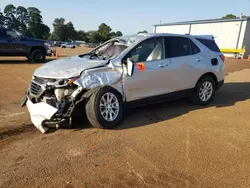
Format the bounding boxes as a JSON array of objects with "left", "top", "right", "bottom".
[
  {"left": 192, "top": 76, "right": 215, "bottom": 106},
  {"left": 85, "top": 86, "right": 123, "bottom": 129},
  {"left": 31, "top": 49, "right": 46, "bottom": 63}
]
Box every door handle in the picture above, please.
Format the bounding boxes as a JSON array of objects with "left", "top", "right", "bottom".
[
  {"left": 196, "top": 57, "right": 203, "bottom": 61},
  {"left": 158, "top": 64, "right": 168, "bottom": 68}
]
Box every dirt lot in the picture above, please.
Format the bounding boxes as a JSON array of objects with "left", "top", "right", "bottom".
[{"left": 0, "top": 48, "right": 250, "bottom": 188}]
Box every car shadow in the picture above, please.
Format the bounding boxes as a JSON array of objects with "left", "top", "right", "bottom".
[
  {"left": 68, "top": 82, "right": 250, "bottom": 131},
  {"left": 116, "top": 82, "right": 250, "bottom": 130}
]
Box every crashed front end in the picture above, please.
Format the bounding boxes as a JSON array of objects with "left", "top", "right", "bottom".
[{"left": 22, "top": 67, "right": 122, "bottom": 133}]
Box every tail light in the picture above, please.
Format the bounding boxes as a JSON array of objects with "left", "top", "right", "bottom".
[{"left": 220, "top": 54, "right": 225, "bottom": 62}]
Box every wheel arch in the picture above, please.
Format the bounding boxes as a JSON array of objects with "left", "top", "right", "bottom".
[
  {"left": 30, "top": 46, "right": 46, "bottom": 56},
  {"left": 196, "top": 72, "right": 218, "bottom": 88},
  {"left": 82, "top": 85, "right": 123, "bottom": 100}
]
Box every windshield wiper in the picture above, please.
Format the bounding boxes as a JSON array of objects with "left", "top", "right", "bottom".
[{"left": 79, "top": 52, "right": 106, "bottom": 60}]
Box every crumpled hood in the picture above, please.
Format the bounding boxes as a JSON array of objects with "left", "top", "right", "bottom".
[{"left": 34, "top": 56, "right": 109, "bottom": 78}]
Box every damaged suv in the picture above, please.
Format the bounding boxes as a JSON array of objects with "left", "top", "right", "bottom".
[{"left": 22, "top": 33, "right": 224, "bottom": 133}]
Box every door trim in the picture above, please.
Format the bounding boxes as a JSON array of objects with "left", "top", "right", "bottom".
[{"left": 125, "top": 88, "right": 194, "bottom": 108}]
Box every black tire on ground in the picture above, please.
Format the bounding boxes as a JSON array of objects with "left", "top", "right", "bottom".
[
  {"left": 26, "top": 56, "right": 32, "bottom": 61},
  {"left": 85, "top": 86, "right": 124, "bottom": 129},
  {"left": 31, "top": 49, "right": 46, "bottom": 63},
  {"left": 192, "top": 76, "right": 216, "bottom": 106},
  {"left": 72, "top": 46, "right": 75, "bottom": 49}
]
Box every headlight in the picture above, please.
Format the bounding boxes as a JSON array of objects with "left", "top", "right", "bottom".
[{"left": 67, "top": 77, "right": 80, "bottom": 85}]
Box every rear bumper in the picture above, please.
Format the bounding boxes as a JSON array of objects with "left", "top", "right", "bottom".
[{"left": 216, "top": 80, "right": 224, "bottom": 90}]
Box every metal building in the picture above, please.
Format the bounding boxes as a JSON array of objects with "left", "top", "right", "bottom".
[{"left": 153, "top": 17, "right": 250, "bottom": 58}]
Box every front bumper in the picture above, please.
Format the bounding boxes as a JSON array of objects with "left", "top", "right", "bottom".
[
  {"left": 46, "top": 48, "right": 53, "bottom": 56},
  {"left": 25, "top": 96, "right": 58, "bottom": 133}
]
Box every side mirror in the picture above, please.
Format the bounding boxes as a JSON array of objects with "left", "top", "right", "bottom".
[{"left": 126, "top": 58, "right": 134, "bottom": 76}]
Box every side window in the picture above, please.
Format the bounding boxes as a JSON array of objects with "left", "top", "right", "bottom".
[
  {"left": 190, "top": 40, "right": 201, "bottom": 54},
  {"left": 0, "top": 30, "right": 7, "bottom": 39},
  {"left": 164, "top": 37, "right": 191, "bottom": 58},
  {"left": 6, "top": 30, "right": 20, "bottom": 40},
  {"left": 195, "top": 38, "right": 220, "bottom": 52},
  {"left": 127, "top": 37, "right": 163, "bottom": 62}
]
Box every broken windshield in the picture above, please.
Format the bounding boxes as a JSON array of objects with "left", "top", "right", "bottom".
[{"left": 79, "top": 34, "right": 147, "bottom": 60}]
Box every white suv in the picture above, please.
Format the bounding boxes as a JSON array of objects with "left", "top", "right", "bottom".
[{"left": 22, "top": 33, "right": 224, "bottom": 133}]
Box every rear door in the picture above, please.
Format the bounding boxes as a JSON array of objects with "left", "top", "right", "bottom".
[
  {"left": 123, "top": 37, "right": 171, "bottom": 102},
  {"left": 163, "top": 36, "right": 206, "bottom": 92}
]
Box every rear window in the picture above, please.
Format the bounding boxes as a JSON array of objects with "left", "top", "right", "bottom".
[{"left": 196, "top": 38, "right": 220, "bottom": 52}]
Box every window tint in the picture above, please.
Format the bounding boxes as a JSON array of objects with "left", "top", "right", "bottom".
[
  {"left": 190, "top": 40, "right": 200, "bottom": 54},
  {"left": 164, "top": 37, "right": 191, "bottom": 58},
  {"left": 0, "top": 30, "right": 7, "bottom": 39},
  {"left": 127, "top": 37, "right": 163, "bottom": 62},
  {"left": 195, "top": 38, "right": 220, "bottom": 52},
  {"left": 6, "top": 30, "right": 20, "bottom": 40}
]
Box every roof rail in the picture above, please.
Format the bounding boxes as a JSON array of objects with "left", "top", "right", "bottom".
[{"left": 192, "top": 35, "right": 214, "bottom": 40}]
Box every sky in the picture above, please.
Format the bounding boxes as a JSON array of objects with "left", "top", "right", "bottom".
[{"left": 0, "top": 0, "right": 250, "bottom": 35}]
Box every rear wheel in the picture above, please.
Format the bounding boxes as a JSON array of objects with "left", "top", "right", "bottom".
[
  {"left": 192, "top": 76, "right": 215, "bottom": 105},
  {"left": 85, "top": 86, "right": 123, "bottom": 129},
  {"left": 31, "top": 49, "right": 46, "bottom": 63}
]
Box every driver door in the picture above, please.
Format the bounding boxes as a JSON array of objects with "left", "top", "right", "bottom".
[
  {"left": 5, "top": 30, "right": 26, "bottom": 56},
  {"left": 123, "top": 37, "right": 171, "bottom": 102}
]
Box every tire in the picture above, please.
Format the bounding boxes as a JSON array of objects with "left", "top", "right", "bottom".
[
  {"left": 192, "top": 76, "right": 215, "bottom": 106},
  {"left": 72, "top": 46, "right": 75, "bottom": 49},
  {"left": 31, "top": 49, "right": 46, "bottom": 63},
  {"left": 85, "top": 86, "right": 123, "bottom": 129}
]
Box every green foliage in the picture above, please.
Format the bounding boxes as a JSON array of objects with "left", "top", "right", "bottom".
[
  {"left": 77, "top": 30, "right": 88, "bottom": 42},
  {"left": 1, "top": 5, "right": 50, "bottom": 39},
  {"left": 16, "top": 6, "right": 29, "bottom": 32},
  {"left": 222, "top": 14, "right": 237, "bottom": 19},
  {"left": 4, "top": 4, "right": 19, "bottom": 30},
  {"left": 0, "top": 12, "right": 6, "bottom": 26},
  {"left": 137, "top": 30, "right": 148, "bottom": 34},
  {"left": 1, "top": 4, "right": 124, "bottom": 42},
  {"left": 27, "top": 7, "right": 50, "bottom": 39},
  {"left": 115, "top": 31, "right": 123, "bottom": 37},
  {"left": 52, "top": 18, "right": 77, "bottom": 41}
]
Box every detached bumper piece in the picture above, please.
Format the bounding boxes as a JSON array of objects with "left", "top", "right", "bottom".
[{"left": 26, "top": 97, "right": 58, "bottom": 133}]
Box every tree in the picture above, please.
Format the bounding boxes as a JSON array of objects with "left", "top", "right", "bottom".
[
  {"left": 98, "top": 23, "right": 112, "bottom": 42},
  {"left": 16, "top": 6, "right": 29, "bottom": 32},
  {"left": 27, "top": 7, "right": 50, "bottom": 39},
  {"left": 0, "top": 11, "right": 6, "bottom": 26},
  {"left": 52, "top": 18, "right": 77, "bottom": 41},
  {"left": 65, "top": 22, "right": 77, "bottom": 40},
  {"left": 137, "top": 30, "right": 148, "bottom": 34},
  {"left": 88, "top": 31, "right": 102, "bottom": 43},
  {"left": 77, "top": 30, "right": 88, "bottom": 41},
  {"left": 52, "top": 17, "right": 65, "bottom": 40},
  {"left": 222, "top": 14, "right": 237, "bottom": 19},
  {"left": 115, "top": 31, "right": 123, "bottom": 37},
  {"left": 4, "top": 4, "right": 19, "bottom": 30}
]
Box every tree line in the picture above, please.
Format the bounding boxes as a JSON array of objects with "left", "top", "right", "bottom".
[
  {"left": 0, "top": 5, "right": 50, "bottom": 39},
  {"left": 0, "top": 4, "right": 124, "bottom": 43}
]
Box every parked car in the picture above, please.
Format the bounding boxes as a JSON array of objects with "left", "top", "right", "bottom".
[
  {"left": 61, "top": 42, "right": 76, "bottom": 48},
  {"left": 21, "top": 33, "right": 224, "bottom": 133},
  {"left": 0, "top": 27, "right": 52, "bottom": 62}
]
